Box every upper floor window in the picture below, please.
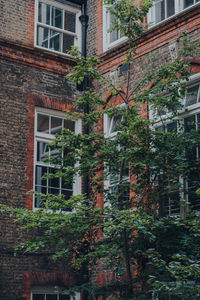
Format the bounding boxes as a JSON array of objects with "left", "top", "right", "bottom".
[
  {"left": 103, "top": 4, "right": 126, "bottom": 52},
  {"left": 148, "top": 0, "right": 200, "bottom": 26},
  {"left": 34, "top": 108, "right": 81, "bottom": 209},
  {"left": 35, "top": 0, "right": 81, "bottom": 54}
]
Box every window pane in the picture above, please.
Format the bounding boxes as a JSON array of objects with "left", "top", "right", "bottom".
[
  {"left": 197, "top": 113, "right": 200, "bottom": 132},
  {"left": 110, "top": 115, "right": 122, "bottom": 133},
  {"left": 63, "top": 34, "right": 74, "bottom": 52},
  {"left": 167, "top": 121, "right": 177, "bottom": 132},
  {"left": 48, "top": 188, "right": 60, "bottom": 195},
  {"left": 37, "top": 26, "right": 49, "bottom": 48},
  {"left": 64, "top": 120, "right": 75, "bottom": 131},
  {"left": 35, "top": 166, "right": 47, "bottom": 186},
  {"left": 51, "top": 117, "right": 62, "bottom": 134},
  {"left": 39, "top": 3, "right": 50, "bottom": 25},
  {"left": 38, "top": 114, "right": 49, "bottom": 133},
  {"left": 62, "top": 178, "right": 73, "bottom": 191},
  {"left": 155, "top": 125, "right": 164, "bottom": 131},
  {"left": 185, "top": 85, "right": 199, "bottom": 107},
  {"left": 35, "top": 186, "right": 47, "bottom": 208},
  {"left": 46, "top": 295, "right": 57, "bottom": 300},
  {"left": 184, "top": 115, "right": 196, "bottom": 132},
  {"left": 155, "top": 0, "right": 165, "bottom": 23},
  {"left": 167, "top": 0, "right": 175, "bottom": 17},
  {"left": 52, "top": 6, "right": 63, "bottom": 29},
  {"left": 188, "top": 170, "right": 200, "bottom": 210},
  {"left": 169, "top": 191, "right": 180, "bottom": 215},
  {"left": 33, "top": 294, "right": 45, "bottom": 300},
  {"left": 110, "top": 13, "right": 119, "bottom": 43},
  {"left": 60, "top": 295, "right": 70, "bottom": 300},
  {"left": 37, "top": 141, "right": 49, "bottom": 162},
  {"left": 184, "top": 0, "right": 194, "bottom": 8},
  {"left": 49, "top": 168, "right": 60, "bottom": 188},
  {"left": 64, "top": 11, "right": 76, "bottom": 32},
  {"left": 62, "top": 189, "right": 73, "bottom": 199},
  {"left": 50, "top": 30, "right": 61, "bottom": 51}
]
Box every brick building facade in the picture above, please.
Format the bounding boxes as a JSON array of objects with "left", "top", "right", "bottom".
[{"left": 1, "top": 0, "right": 200, "bottom": 299}]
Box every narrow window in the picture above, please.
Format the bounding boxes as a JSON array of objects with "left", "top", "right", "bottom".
[{"left": 34, "top": 109, "right": 80, "bottom": 209}]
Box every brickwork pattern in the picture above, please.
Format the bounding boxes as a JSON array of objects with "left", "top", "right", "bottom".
[
  {"left": 0, "top": 0, "right": 34, "bottom": 46},
  {"left": 0, "top": 43, "right": 80, "bottom": 299}
]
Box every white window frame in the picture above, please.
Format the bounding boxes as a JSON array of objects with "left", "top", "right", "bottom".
[
  {"left": 103, "top": 3, "right": 127, "bottom": 52},
  {"left": 104, "top": 106, "right": 129, "bottom": 204},
  {"left": 149, "top": 72, "right": 200, "bottom": 215},
  {"left": 33, "top": 107, "right": 82, "bottom": 210},
  {"left": 31, "top": 287, "right": 80, "bottom": 300},
  {"left": 34, "top": 0, "right": 81, "bottom": 55},
  {"left": 147, "top": 0, "right": 200, "bottom": 27}
]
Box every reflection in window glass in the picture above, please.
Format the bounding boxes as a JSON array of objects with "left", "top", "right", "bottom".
[
  {"left": 36, "top": 1, "right": 79, "bottom": 54},
  {"left": 110, "top": 115, "right": 122, "bottom": 133},
  {"left": 185, "top": 85, "right": 199, "bottom": 107},
  {"left": 65, "top": 11, "right": 76, "bottom": 32},
  {"left": 38, "top": 114, "right": 49, "bottom": 133},
  {"left": 35, "top": 112, "right": 77, "bottom": 208},
  {"left": 155, "top": 0, "right": 165, "bottom": 23},
  {"left": 39, "top": 3, "right": 50, "bottom": 24},
  {"left": 52, "top": 7, "right": 63, "bottom": 28},
  {"left": 49, "top": 30, "right": 61, "bottom": 51},
  {"left": 51, "top": 117, "right": 62, "bottom": 134}
]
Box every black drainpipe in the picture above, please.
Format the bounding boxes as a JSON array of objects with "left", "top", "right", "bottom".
[{"left": 78, "top": 2, "right": 89, "bottom": 299}]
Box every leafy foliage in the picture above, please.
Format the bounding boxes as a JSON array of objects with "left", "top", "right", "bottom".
[{"left": 1, "top": 1, "right": 200, "bottom": 299}]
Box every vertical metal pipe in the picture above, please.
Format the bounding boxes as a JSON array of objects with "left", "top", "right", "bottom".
[{"left": 79, "top": 3, "right": 89, "bottom": 300}]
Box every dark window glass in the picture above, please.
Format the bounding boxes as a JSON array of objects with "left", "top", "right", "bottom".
[
  {"left": 35, "top": 166, "right": 47, "bottom": 186},
  {"left": 63, "top": 34, "right": 74, "bottom": 52},
  {"left": 65, "top": 11, "right": 76, "bottom": 32},
  {"left": 184, "top": 0, "right": 194, "bottom": 8},
  {"left": 167, "top": 121, "right": 177, "bottom": 132},
  {"left": 49, "top": 168, "right": 60, "bottom": 189},
  {"left": 185, "top": 115, "right": 196, "bottom": 132},
  {"left": 155, "top": 125, "right": 164, "bottom": 131},
  {"left": 60, "top": 295, "right": 70, "bottom": 300},
  {"left": 46, "top": 294, "right": 57, "bottom": 300},
  {"left": 37, "top": 142, "right": 49, "bottom": 162},
  {"left": 167, "top": 0, "right": 175, "bottom": 17},
  {"left": 38, "top": 114, "right": 49, "bottom": 133},
  {"left": 33, "top": 294, "right": 45, "bottom": 300},
  {"left": 64, "top": 120, "right": 75, "bottom": 131},
  {"left": 62, "top": 179, "right": 73, "bottom": 191},
  {"left": 51, "top": 117, "right": 62, "bottom": 134},
  {"left": 62, "top": 189, "right": 73, "bottom": 199}
]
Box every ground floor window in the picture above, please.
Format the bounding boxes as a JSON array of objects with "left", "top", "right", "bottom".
[{"left": 31, "top": 287, "right": 80, "bottom": 300}]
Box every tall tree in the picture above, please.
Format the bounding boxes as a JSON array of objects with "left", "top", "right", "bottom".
[{"left": 1, "top": 1, "right": 200, "bottom": 299}]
